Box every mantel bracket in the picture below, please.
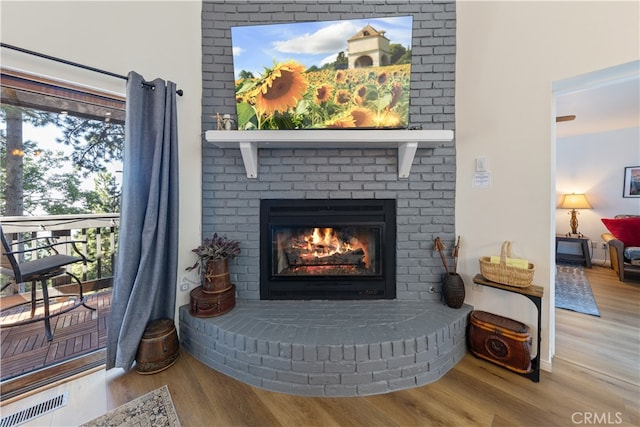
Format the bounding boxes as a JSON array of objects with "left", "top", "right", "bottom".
[
  {"left": 398, "top": 142, "right": 419, "bottom": 179},
  {"left": 238, "top": 142, "right": 258, "bottom": 179}
]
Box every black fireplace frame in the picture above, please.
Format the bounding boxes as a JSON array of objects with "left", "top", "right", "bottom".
[{"left": 260, "top": 199, "right": 396, "bottom": 300}]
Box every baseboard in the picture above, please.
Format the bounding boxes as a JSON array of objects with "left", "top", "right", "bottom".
[
  {"left": 590, "top": 258, "right": 611, "bottom": 267},
  {"left": 540, "top": 358, "right": 552, "bottom": 373}
]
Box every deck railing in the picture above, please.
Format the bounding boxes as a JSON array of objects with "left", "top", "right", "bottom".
[{"left": 1, "top": 213, "right": 120, "bottom": 296}]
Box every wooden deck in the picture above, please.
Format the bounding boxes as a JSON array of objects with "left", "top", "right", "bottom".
[{"left": 0, "top": 290, "right": 111, "bottom": 397}]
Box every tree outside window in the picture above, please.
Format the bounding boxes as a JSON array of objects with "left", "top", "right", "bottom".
[{"left": 0, "top": 69, "right": 125, "bottom": 283}]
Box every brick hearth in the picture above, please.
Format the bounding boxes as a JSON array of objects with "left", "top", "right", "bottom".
[{"left": 180, "top": 300, "right": 472, "bottom": 397}]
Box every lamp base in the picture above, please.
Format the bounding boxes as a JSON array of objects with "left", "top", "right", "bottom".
[
  {"left": 565, "top": 232, "right": 584, "bottom": 238},
  {"left": 569, "top": 209, "right": 580, "bottom": 236}
]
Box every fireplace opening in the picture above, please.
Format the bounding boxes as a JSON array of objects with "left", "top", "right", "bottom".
[
  {"left": 260, "top": 199, "right": 396, "bottom": 300},
  {"left": 273, "top": 226, "right": 380, "bottom": 276}
]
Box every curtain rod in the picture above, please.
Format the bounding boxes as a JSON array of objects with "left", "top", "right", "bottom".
[{"left": 1, "top": 42, "right": 183, "bottom": 96}]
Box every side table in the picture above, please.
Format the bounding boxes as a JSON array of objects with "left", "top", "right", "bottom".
[
  {"left": 472, "top": 274, "right": 543, "bottom": 383},
  {"left": 556, "top": 235, "right": 591, "bottom": 268}
]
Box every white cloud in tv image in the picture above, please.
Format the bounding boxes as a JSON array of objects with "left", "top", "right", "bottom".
[{"left": 231, "top": 16, "right": 414, "bottom": 130}]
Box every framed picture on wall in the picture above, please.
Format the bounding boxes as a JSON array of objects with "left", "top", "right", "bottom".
[{"left": 623, "top": 166, "right": 640, "bottom": 198}]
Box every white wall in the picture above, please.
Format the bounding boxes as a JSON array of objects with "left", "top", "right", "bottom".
[
  {"left": 456, "top": 1, "right": 639, "bottom": 370},
  {"left": 0, "top": 1, "right": 203, "bottom": 320},
  {"left": 556, "top": 127, "right": 640, "bottom": 262}
]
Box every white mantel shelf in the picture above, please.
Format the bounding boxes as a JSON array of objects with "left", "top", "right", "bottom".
[{"left": 204, "top": 129, "right": 454, "bottom": 178}]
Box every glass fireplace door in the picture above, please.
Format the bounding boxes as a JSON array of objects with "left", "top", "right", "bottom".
[
  {"left": 260, "top": 199, "right": 396, "bottom": 300},
  {"left": 271, "top": 226, "right": 382, "bottom": 277}
]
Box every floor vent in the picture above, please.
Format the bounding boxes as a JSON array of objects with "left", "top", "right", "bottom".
[{"left": 0, "top": 392, "right": 68, "bottom": 427}]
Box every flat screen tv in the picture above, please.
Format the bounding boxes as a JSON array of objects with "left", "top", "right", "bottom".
[{"left": 231, "top": 16, "right": 414, "bottom": 130}]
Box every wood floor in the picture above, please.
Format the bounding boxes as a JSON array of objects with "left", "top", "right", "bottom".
[
  {"left": 4, "top": 348, "right": 639, "bottom": 426},
  {"left": 555, "top": 265, "right": 639, "bottom": 386},
  {"left": 2, "top": 265, "right": 638, "bottom": 426}
]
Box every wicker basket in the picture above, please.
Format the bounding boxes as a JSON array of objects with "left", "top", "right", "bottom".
[{"left": 479, "top": 241, "right": 535, "bottom": 287}]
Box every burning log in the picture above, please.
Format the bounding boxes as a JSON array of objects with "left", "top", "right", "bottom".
[{"left": 286, "top": 248, "right": 365, "bottom": 266}]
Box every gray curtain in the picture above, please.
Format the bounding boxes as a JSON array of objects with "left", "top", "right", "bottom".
[{"left": 106, "top": 71, "right": 179, "bottom": 371}]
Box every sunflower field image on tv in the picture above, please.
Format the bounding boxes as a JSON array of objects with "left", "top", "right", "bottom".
[{"left": 231, "top": 16, "right": 413, "bottom": 130}]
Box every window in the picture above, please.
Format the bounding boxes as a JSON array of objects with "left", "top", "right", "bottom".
[
  {"left": 1, "top": 69, "right": 125, "bottom": 216},
  {"left": 1, "top": 69, "right": 125, "bottom": 286}
]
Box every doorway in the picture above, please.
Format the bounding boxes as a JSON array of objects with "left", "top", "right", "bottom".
[{"left": 552, "top": 61, "right": 640, "bottom": 383}]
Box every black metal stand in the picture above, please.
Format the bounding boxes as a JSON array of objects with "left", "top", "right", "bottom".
[{"left": 472, "top": 274, "right": 544, "bottom": 382}]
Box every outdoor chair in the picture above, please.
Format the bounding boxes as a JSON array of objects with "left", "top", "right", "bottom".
[{"left": 0, "top": 225, "right": 96, "bottom": 341}]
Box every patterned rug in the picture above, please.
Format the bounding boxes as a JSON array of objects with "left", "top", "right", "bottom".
[
  {"left": 81, "top": 385, "right": 181, "bottom": 427},
  {"left": 555, "top": 264, "right": 600, "bottom": 317}
]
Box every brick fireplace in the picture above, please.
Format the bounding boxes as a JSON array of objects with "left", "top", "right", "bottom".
[
  {"left": 181, "top": 0, "right": 464, "bottom": 397},
  {"left": 181, "top": 128, "right": 471, "bottom": 397},
  {"left": 201, "top": 133, "right": 456, "bottom": 301}
]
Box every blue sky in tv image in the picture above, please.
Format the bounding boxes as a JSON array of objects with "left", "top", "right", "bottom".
[{"left": 230, "top": 15, "right": 413, "bottom": 79}]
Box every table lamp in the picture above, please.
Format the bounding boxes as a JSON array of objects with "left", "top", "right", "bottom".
[{"left": 558, "top": 193, "right": 592, "bottom": 236}]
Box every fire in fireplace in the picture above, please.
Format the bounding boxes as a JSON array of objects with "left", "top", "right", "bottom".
[
  {"left": 274, "top": 226, "right": 379, "bottom": 276},
  {"left": 260, "top": 199, "right": 396, "bottom": 300}
]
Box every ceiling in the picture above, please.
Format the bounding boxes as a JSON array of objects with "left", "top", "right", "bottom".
[{"left": 555, "top": 75, "right": 640, "bottom": 138}]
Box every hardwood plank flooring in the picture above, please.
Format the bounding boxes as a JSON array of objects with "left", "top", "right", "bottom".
[
  {"left": 555, "top": 265, "right": 639, "bottom": 385},
  {"left": 4, "top": 350, "right": 638, "bottom": 426}
]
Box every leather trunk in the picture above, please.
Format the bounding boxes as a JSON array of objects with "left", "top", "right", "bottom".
[
  {"left": 190, "top": 284, "right": 236, "bottom": 318},
  {"left": 135, "top": 318, "right": 180, "bottom": 374},
  {"left": 468, "top": 310, "right": 532, "bottom": 374}
]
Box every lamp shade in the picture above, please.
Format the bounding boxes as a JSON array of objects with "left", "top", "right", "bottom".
[{"left": 558, "top": 193, "right": 592, "bottom": 209}]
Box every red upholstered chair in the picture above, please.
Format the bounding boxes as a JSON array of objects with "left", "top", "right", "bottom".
[
  {"left": 601, "top": 215, "right": 640, "bottom": 282},
  {"left": 1, "top": 226, "right": 95, "bottom": 340}
]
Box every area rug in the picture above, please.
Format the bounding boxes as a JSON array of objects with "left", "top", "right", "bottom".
[
  {"left": 81, "top": 385, "right": 181, "bottom": 427},
  {"left": 555, "top": 264, "right": 600, "bottom": 317}
]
